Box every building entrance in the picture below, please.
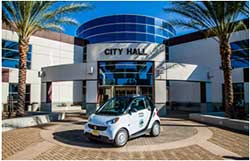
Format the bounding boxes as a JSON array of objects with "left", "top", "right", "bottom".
[
  {"left": 115, "top": 86, "right": 136, "bottom": 96},
  {"left": 98, "top": 61, "right": 154, "bottom": 104},
  {"left": 98, "top": 85, "right": 152, "bottom": 105}
]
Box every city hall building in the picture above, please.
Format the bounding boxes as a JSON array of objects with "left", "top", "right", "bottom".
[{"left": 2, "top": 15, "right": 249, "bottom": 116}]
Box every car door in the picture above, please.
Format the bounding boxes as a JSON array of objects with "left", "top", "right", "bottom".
[{"left": 128, "top": 98, "right": 151, "bottom": 135}]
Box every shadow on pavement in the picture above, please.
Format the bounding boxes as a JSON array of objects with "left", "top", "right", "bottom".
[
  {"left": 53, "top": 130, "right": 115, "bottom": 148},
  {"left": 223, "top": 156, "right": 249, "bottom": 160}
]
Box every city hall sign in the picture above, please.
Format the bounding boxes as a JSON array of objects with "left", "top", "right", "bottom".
[{"left": 104, "top": 48, "right": 148, "bottom": 56}]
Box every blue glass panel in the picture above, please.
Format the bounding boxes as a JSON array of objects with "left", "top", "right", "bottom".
[
  {"left": 77, "top": 15, "right": 176, "bottom": 43},
  {"left": 2, "top": 40, "right": 32, "bottom": 52},
  {"left": 136, "top": 33, "right": 146, "bottom": 41},
  {"left": 88, "top": 33, "right": 158, "bottom": 43},
  {"left": 146, "top": 26, "right": 155, "bottom": 34},
  {"left": 2, "top": 59, "right": 31, "bottom": 69},
  {"left": 155, "top": 36, "right": 164, "bottom": 44},
  {"left": 2, "top": 59, "right": 19, "bottom": 68},
  {"left": 146, "top": 17, "right": 155, "bottom": 25},
  {"left": 2, "top": 49, "right": 19, "bottom": 59},
  {"left": 2, "top": 40, "right": 32, "bottom": 69},
  {"left": 99, "top": 61, "right": 153, "bottom": 86},
  {"left": 136, "top": 15, "right": 146, "bottom": 23},
  {"left": 230, "top": 40, "right": 249, "bottom": 69},
  {"left": 146, "top": 34, "right": 155, "bottom": 42}
]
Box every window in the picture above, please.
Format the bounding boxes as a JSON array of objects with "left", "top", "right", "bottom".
[
  {"left": 243, "top": 68, "right": 249, "bottom": 82},
  {"left": 77, "top": 15, "right": 175, "bottom": 44},
  {"left": 230, "top": 40, "right": 249, "bottom": 69},
  {"left": 2, "top": 40, "right": 32, "bottom": 69},
  {"left": 233, "top": 83, "right": 245, "bottom": 108},
  {"left": 200, "top": 82, "right": 206, "bottom": 103},
  {"left": 82, "top": 81, "right": 86, "bottom": 108},
  {"left": 222, "top": 83, "right": 245, "bottom": 108},
  {"left": 98, "top": 61, "right": 153, "bottom": 86},
  {"left": 9, "top": 83, "right": 30, "bottom": 110},
  {"left": 130, "top": 98, "right": 146, "bottom": 111},
  {"left": 83, "top": 45, "right": 87, "bottom": 62},
  {"left": 165, "top": 45, "right": 169, "bottom": 62}
]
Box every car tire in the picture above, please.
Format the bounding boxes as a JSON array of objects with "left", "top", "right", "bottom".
[
  {"left": 150, "top": 121, "right": 160, "bottom": 137},
  {"left": 114, "top": 128, "right": 128, "bottom": 147}
]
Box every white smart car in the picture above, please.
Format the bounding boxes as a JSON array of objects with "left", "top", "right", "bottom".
[{"left": 83, "top": 95, "right": 160, "bottom": 147}]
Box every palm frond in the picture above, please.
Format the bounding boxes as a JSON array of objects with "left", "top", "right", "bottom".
[
  {"left": 42, "top": 23, "right": 64, "bottom": 32},
  {"left": 164, "top": 1, "right": 248, "bottom": 41},
  {"left": 2, "top": 1, "right": 92, "bottom": 41},
  {"left": 54, "top": 17, "right": 79, "bottom": 26},
  {"left": 42, "top": 2, "right": 92, "bottom": 21}
]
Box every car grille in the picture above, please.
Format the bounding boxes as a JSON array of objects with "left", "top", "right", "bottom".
[{"left": 88, "top": 124, "right": 107, "bottom": 131}]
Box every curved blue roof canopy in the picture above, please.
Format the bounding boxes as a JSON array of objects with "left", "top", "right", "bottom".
[{"left": 77, "top": 14, "right": 175, "bottom": 44}]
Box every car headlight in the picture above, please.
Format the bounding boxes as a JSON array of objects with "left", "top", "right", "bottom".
[{"left": 106, "top": 117, "right": 119, "bottom": 125}]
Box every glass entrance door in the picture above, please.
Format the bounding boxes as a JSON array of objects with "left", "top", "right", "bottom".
[{"left": 98, "top": 61, "right": 154, "bottom": 104}]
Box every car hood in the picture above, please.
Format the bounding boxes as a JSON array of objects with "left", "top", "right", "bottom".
[{"left": 89, "top": 114, "right": 117, "bottom": 126}]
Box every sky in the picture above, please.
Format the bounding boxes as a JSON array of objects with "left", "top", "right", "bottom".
[{"left": 60, "top": 1, "right": 195, "bottom": 37}]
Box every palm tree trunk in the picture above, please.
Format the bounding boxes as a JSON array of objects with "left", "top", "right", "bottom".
[
  {"left": 220, "top": 40, "right": 234, "bottom": 118},
  {"left": 16, "top": 40, "right": 29, "bottom": 117}
]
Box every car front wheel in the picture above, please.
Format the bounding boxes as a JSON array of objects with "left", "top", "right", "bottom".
[
  {"left": 150, "top": 121, "right": 160, "bottom": 137},
  {"left": 114, "top": 128, "right": 128, "bottom": 147}
]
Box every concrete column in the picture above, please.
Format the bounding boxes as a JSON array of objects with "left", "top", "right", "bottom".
[
  {"left": 86, "top": 80, "right": 98, "bottom": 115},
  {"left": 40, "top": 82, "right": 52, "bottom": 112},
  {"left": 201, "top": 82, "right": 212, "bottom": 113},
  {"left": 155, "top": 80, "right": 167, "bottom": 116}
]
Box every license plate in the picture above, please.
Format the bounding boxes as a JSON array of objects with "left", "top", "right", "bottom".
[{"left": 92, "top": 129, "right": 99, "bottom": 136}]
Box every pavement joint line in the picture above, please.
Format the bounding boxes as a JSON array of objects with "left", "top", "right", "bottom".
[{"left": 6, "top": 141, "right": 55, "bottom": 160}]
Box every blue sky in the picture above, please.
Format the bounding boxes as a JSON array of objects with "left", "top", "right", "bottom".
[{"left": 61, "top": 1, "right": 195, "bottom": 37}]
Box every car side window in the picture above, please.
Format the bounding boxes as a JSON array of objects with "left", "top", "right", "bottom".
[
  {"left": 145, "top": 98, "right": 151, "bottom": 110},
  {"left": 130, "top": 98, "right": 146, "bottom": 111}
]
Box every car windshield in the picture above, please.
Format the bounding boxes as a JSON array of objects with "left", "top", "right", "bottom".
[{"left": 96, "top": 97, "right": 133, "bottom": 115}]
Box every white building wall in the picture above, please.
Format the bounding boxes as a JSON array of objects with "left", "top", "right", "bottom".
[
  {"left": 86, "top": 81, "right": 98, "bottom": 103},
  {"left": 2, "top": 83, "right": 9, "bottom": 104},
  {"left": 169, "top": 30, "right": 249, "bottom": 103},
  {"left": 155, "top": 80, "right": 167, "bottom": 103},
  {"left": 52, "top": 81, "right": 82, "bottom": 103},
  {"left": 2, "top": 29, "right": 84, "bottom": 105}
]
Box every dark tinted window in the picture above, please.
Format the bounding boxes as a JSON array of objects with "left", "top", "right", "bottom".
[
  {"left": 9, "top": 83, "right": 30, "bottom": 110},
  {"left": 243, "top": 68, "right": 249, "bottom": 82},
  {"left": 230, "top": 40, "right": 249, "bottom": 69},
  {"left": 77, "top": 15, "right": 175, "bottom": 44},
  {"left": 98, "top": 61, "right": 153, "bottom": 86},
  {"left": 2, "top": 40, "right": 32, "bottom": 69},
  {"left": 130, "top": 98, "right": 146, "bottom": 111}
]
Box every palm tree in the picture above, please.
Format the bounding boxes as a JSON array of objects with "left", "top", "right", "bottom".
[
  {"left": 164, "top": 1, "right": 248, "bottom": 118},
  {"left": 2, "top": 1, "right": 92, "bottom": 116}
]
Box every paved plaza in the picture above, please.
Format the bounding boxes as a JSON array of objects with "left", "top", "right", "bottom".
[{"left": 2, "top": 117, "right": 249, "bottom": 160}]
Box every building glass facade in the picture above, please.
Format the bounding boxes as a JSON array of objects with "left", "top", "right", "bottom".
[
  {"left": 9, "top": 83, "right": 30, "bottom": 110},
  {"left": 77, "top": 15, "right": 175, "bottom": 44},
  {"left": 98, "top": 61, "right": 154, "bottom": 104},
  {"left": 230, "top": 39, "right": 249, "bottom": 69},
  {"left": 2, "top": 39, "right": 32, "bottom": 69}
]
